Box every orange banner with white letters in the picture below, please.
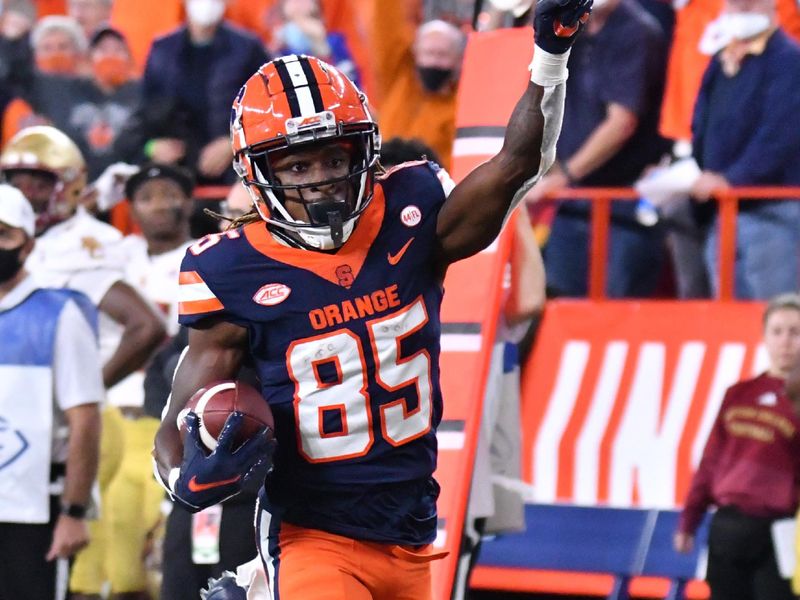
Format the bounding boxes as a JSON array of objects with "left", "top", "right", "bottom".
[{"left": 521, "top": 300, "right": 767, "bottom": 508}]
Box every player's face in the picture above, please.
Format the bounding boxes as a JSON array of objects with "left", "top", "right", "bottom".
[
  {"left": 4, "top": 170, "right": 58, "bottom": 215},
  {"left": 271, "top": 143, "right": 353, "bottom": 223},
  {"left": 130, "top": 178, "right": 192, "bottom": 242},
  {"left": 764, "top": 308, "right": 800, "bottom": 377}
]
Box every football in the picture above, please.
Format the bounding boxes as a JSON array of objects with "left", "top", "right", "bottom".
[{"left": 177, "top": 380, "right": 273, "bottom": 452}]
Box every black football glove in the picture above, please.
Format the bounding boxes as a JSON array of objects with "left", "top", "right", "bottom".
[
  {"left": 534, "top": 0, "right": 593, "bottom": 54},
  {"left": 171, "top": 411, "right": 275, "bottom": 513}
]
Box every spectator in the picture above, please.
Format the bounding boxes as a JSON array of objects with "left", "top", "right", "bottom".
[
  {"left": 88, "top": 164, "right": 197, "bottom": 600},
  {"left": 0, "top": 183, "right": 103, "bottom": 600},
  {"left": 372, "top": 0, "right": 466, "bottom": 169},
  {"left": 141, "top": 178, "right": 262, "bottom": 600},
  {"left": 659, "top": 0, "right": 800, "bottom": 145},
  {"left": 269, "top": 0, "right": 361, "bottom": 87},
  {"left": 224, "top": 0, "right": 374, "bottom": 94},
  {"left": 690, "top": 0, "right": 800, "bottom": 299},
  {"left": 0, "top": 0, "right": 36, "bottom": 97},
  {"left": 67, "top": 0, "right": 112, "bottom": 39},
  {"left": 675, "top": 292, "right": 800, "bottom": 600},
  {"left": 525, "top": 0, "right": 669, "bottom": 298},
  {"left": 30, "top": 15, "right": 88, "bottom": 76},
  {"left": 119, "top": 0, "right": 269, "bottom": 185},
  {"left": 30, "top": 26, "right": 141, "bottom": 180}
]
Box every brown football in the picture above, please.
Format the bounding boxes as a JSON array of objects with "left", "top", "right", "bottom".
[{"left": 177, "top": 380, "right": 273, "bottom": 451}]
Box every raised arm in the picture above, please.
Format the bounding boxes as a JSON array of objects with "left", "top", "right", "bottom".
[{"left": 434, "top": 0, "right": 591, "bottom": 268}]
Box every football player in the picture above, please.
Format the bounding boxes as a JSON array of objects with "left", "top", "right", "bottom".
[
  {"left": 154, "top": 0, "right": 591, "bottom": 597},
  {"left": 0, "top": 126, "right": 166, "bottom": 600}
]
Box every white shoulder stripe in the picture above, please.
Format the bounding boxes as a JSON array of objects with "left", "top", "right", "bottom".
[{"left": 178, "top": 281, "right": 219, "bottom": 303}]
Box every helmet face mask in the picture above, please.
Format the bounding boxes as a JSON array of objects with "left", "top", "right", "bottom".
[{"left": 231, "top": 55, "right": 380, "bottom": 250}]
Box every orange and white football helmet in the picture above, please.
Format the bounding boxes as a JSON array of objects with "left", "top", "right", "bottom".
[{"left": 231, "top": 55, "right": 380, "bottom": 250}]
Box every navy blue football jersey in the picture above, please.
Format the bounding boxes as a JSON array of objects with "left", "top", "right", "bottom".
[{"left": 178, "top": 162, "right": 449, "bottom": 544}]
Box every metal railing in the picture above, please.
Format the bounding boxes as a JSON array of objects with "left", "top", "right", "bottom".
[
  {"left": 192, "top": 184, "right": 800, "bottom": 302},
  {"left": 547, "top": 186, "right": 800, "bottom": 301}
]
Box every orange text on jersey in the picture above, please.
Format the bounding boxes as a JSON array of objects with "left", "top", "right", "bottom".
[{"left": 309, "top": 284, "right": 401, "bottom": 330}]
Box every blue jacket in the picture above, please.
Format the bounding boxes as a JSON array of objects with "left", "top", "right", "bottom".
[
  {"left": 693, "top": 29, "right": 800, "bottom": 186},
  {"left": 143, "top": 22, "right": 268, "bottom": 144}
]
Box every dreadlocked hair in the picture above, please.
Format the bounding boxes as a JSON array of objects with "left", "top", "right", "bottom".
[
  {"left": 202, "top": 207, "right": 262, "bottom": 231},
  {"left": 227, "top": 209, "right": 262, "bottom": 230}
]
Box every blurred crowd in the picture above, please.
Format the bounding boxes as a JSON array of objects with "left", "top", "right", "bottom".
[{"left": 1, "top": 0, "right": 800, "bottom": 597}]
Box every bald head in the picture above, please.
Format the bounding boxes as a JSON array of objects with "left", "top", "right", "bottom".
[{"left": 413, "top": 20, "right": 466, "bottom": 92}]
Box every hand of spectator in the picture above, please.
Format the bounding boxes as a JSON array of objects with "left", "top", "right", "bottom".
[
  {"left": 690, "top": 171, "right": 730, "bottom": 202},
  {"left": 46, "top": 514, "right": 90, "bottom": 560},
  {"left": 198, "top": 136, "right": 234, "bottom": 179},
  {"left": 90, "top": 162, "right": 140, "bottom": 211},
  {"left": 534, "top": 0, "right": 592, "bottom": 54},
  {"left": 150, "top": 138, "right": 186, "bottom": 165},
  {"left": 524, "top": 170, "right": 568, "bottom": 205},
  {"left": 0, "top": 8, "right": 34, "bottom": 40},
  {"left": 673, "top": 531, "right": 694, "bottom": 554}
]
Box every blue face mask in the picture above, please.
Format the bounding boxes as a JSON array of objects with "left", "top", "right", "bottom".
[{"left": 280, "top": 22, "right": 314, "bottom": 55}]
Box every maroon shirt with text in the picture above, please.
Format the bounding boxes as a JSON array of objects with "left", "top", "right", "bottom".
[{"left": 679, "top": 373, "right": 800, "bottom": 534}]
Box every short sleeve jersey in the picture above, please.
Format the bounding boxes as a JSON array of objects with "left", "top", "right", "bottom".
[{"left": 178, "top": 162, "right": 449, "bottom": 544}]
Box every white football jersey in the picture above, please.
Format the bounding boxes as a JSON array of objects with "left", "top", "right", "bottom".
[
  {"left": 120, "top": 235, "right": 193, "bottom": 336},
  {"left": 27, "top": 207, "right": 127, "bottom": 366},
  {"left": 105, "top": 235, "right": 194, "bottom": 408},
  {"left": 27, "top": 207, "right": 126, "bottom": 300}
]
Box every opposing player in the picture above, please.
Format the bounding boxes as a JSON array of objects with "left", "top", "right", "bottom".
[{"left": 154, "top": 0, "right": 591, "bottom": 597}]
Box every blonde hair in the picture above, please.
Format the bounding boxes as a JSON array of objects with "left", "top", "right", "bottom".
[{"left": 763, "top": 292, "right": 800, "bottom": 327}]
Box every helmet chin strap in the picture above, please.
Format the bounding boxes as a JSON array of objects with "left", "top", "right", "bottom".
[{"left": 305, "top": 199, "right": 349, "bottom": 248}]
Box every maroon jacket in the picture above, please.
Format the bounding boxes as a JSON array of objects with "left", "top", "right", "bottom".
[{"left": 679, "top": 373, "right": 800, "bottom": 535}]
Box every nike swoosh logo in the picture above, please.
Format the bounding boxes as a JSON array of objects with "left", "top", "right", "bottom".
[
  {"left": 187, "top": 474, "right": 241, "bottom": 492},
  {"left": 387, "top": 237, "right": 415, "bottom": 266}
]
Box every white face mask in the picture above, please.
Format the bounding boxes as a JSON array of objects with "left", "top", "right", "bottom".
[
  {"left": 725, "top": 12, "right": 771, "bottom": 39},
  {"left": 186, "top": 0, "right": 226, "bottom": 27}
]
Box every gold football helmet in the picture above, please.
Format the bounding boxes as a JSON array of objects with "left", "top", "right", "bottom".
[{"left": 0, "top": 125, "right": 87, "bottom": 229}]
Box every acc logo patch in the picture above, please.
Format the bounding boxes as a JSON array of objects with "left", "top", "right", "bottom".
[
  {"left": 401, "top": 205, "right": 422, "bottom": 227},
  {"left": 253, "top": 283, "right": 291, "bottom": 306}
]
